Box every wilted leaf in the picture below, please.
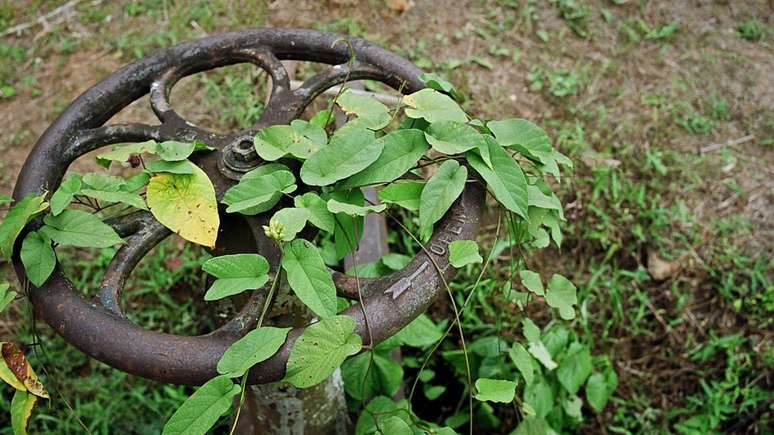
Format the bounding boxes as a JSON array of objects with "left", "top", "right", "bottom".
[
  {"left": 281, "top": 239, "right": 337, "bottom": 319},
  {"left": 217, "top": 326, "right": 291, "bottom": 378},
  {"left": 146, "top": 164, "right": 219, "bottom": 247},
  {"left": 11, "top": 389, "right": 37, "bottom": 435},
  {"left": 162, "top": 375, "right": 240, "bottom": 435},
  {"left": 0, "top": 193, "right": 48, "bottom": 259},
  {"left": 202, "top": 254, "right": 269, "bottom": 301},
  {"left": 0, "top": 342, "right": 49, "bottom": 398},
  {"left": 284, "top": 315, "right": 362, "bottom": 388},
  {"left": 41, "top": 209, "right": 123, "bottom": 248}
]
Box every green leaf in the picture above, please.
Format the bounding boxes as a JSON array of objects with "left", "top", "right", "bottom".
[
  {"left": 355, "top": 396, "right": 414, "bottom": 435},
  {"left": 545, "top": 274, "right": 577, "bottom": 320},
  {"left": 341, "top": 129, "right": 428, "bottom": 188},
  {"left": 419, "top": 72, "right": 462, "bottom": 101},
  {"left": 20, "top": 231, "right": 55, "bottom": 287},
  {"left": 448, "top": 240, "right": 482, "bottom": 268},
  {"left": 519, "top": 270, "right": 544, "bottom": 296},
  {"left": 49, "top": 174, "right": 82, "bottom": 215},
  {"left": 466, "top": 137, "right": 528, "bottom": 219},
  {"left": 378, "top": 180, "right": 424, "bottom": 211},
  {"left": 391, "top": 314, "right": 443, "bottom": 348},
  {"left": 157, "top": 141, "right": 195, "bottom": 162},
  {"left": 0, "top": 194, "right": 48, "bottom": 259},
  {"left": 425, "top": 121, "right": 485, "bottom": 155},
  {"left": 310, "top": 109, "right": 333, "bottom": 128},
  {"left": 0, "top": 194, "right": 11, "bottom": 205},
  {"left": 121, "top": 172, "right": 150, "bottom": 192},
  {"left": 326, "top": 199, "right": 386, "bottom": 216},
  {"left": 522, "top": 319, "right": 557, "bottom": 370},
  {"left": 269, "top": 208, "right": 309, "bottom": 241},
  {"left": 0, "top": 282, "right": 16, "bottom": 313},
  {"left": 281, "top": 239, "right": 337, "bottom": 319},
  {"left": 284, "top": 315, "right": 362, "bottom": 388},
  {"left": 402, "top": 89, "right": 468, "bottom": 123},
  {"left": 380, "top": 416, "right": 413, "bottom": 435},
  {"left": 342, "top": 351, "right": 403, "bottom": 400},
  {"left": 146, "top": 164, "right": 219, "bottom": 247},
  {"left": 202, "top": 254, "right": 270, "bottom": 301},
  {"left": 217, "top": 326, "right": 291, "bottom": 378},
  {"left": 294, "top": 192, "right": 334, "bottom": 233},
  {"left": 328, "top": 189, "right": 364, "bottom": 260},
  {"left": 487, "top": 118, "right": 552, "bottom": 156},
  {"left": 556, "top": 342, "right": 592, "bottom": 394},
  {"left": 82, "top": 173, "right": 125, "bottom": 191},
  {"left": 254, "top": 125, "right": 318, "bottom": 161},
  {"left": 290, "top": 119, "right": 327, "bottom": 148},
  {"left": 509, "top": 343, "right": 535, "bottom": 385},
  {"left": 41, "top": 209, "right": 122, "bottom": 248},
  {"left": 419, "top": 160, "right": 467, "bottom": 233},
  {"left": 513, "top": 417, "right": 551, "bottom": 435},
  {"left": 162, "top": 375, "right": 240, "bottom": 435},
  {"left": 80, "top": 189, "right": 147, "bottom": 210},
  {"left": 223, "top": 170, "right": 296, "bottom": 215},
  {"left": 474, "top": 378, "right": 517, "bottom": 403},
  {"left": 300, "top": 125, "right": 380, "bottom": 186},
  {"left": 522, "top": 318, "right": 541, "bottom": 343},
  {"left": 586, "top": 368, "right": 618, "bottom": 412},
  {"left": 523, "top": 376, "right": 554, "bottom": 419},
  {"left": 96, "top": 140, "right": 157, "bottom": 167},
  {"left": 145, "top": 160, "right": 195, "bottom": 174},
  {"left": 337, "top": 88, "right": 391, "bottom": 130},
  {"left": 11, "top": 389, "right": 37, "bottom": 435}
]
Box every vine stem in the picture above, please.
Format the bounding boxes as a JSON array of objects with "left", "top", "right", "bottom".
[{"left": 228, "top": 252, "right": 284, "bottom": 435}]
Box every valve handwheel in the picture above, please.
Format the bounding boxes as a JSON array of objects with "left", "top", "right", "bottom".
[{"left": 12, "top": 29, "right": 484, "bottom": 385}]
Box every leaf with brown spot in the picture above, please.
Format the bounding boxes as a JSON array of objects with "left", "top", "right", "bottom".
[{"left": 1, "top": 342, "right": 49, "bottom": 398}]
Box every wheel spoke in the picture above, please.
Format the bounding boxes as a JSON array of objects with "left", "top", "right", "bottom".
[
  {"left": 98, "top": 214, "right": 171, "bottom": 316},
  {"left": 65, "top": 123, "right": 162, "bottom": 161}
]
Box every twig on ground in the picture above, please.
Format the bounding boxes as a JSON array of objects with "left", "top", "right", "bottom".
[
  {"left": 1, "top": 1, "right": 84, "bottom": 38},
  {"left": 699, "top": 134, "right": 755, "bottom": 154}
]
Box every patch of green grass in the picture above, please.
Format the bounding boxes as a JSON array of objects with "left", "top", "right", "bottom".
[{"left": 737, "top": 19, "right": 766, "bottom": 42}]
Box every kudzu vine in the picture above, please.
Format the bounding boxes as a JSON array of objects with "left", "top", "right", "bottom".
[{"left": 0, "top": 71, "right": 617, "bottom": 434}]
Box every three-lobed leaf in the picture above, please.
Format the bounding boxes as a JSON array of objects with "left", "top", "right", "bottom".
[
  {"left": 217, "top": 326, "right": 291, "bottom": 378},
  {"left": 281, "top": 239, "right": 337, "bottom": 319},
  {"left": 202, "top": 254, "right": 270, "bottom": 301},
  {"left": 162, "top": 375, "right": 240, "bottom": 435},
  {"left": 146, "top": 164, "right": 219, "bottom": 247},
  {"left": 284, "top": 315, "right": 362, "bottom": 388}
]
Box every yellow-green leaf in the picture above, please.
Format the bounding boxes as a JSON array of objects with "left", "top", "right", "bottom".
[
  {"left": 11, "top": 389, "right": 37, "bottom": 435},
  {"left": 146, "top": 164, "right": 219, "bottom": 247}
]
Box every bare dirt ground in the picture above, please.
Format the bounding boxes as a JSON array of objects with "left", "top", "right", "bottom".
[{"left": 0, "top": 0, "right": 771, "bottom": 433}]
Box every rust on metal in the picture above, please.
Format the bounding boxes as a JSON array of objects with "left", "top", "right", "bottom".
[{"left": 12, "top": 28, "right": 484, "bottom": 385}]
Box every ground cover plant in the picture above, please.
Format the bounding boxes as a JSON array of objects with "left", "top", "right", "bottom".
[{"left": 0, "top": 1, "right": 771, "bottom": 434}]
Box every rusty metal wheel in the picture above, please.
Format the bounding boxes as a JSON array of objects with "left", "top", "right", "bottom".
[{"left": 12, "top": 28, "right": 484, "bottom": 385}]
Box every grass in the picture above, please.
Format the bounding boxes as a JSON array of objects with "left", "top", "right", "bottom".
[{"left": 0, "top": 0, "right": 772, "bottom": 433}]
